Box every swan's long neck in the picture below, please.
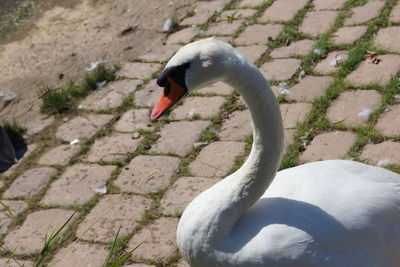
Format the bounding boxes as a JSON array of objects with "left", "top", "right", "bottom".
[{"left": 177, "top": 57, "right": 284, "bottom": 264}]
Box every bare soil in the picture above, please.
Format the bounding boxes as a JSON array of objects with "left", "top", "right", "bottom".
[{"left": 0, "top": 0, "right": 195, "bottom": 134}]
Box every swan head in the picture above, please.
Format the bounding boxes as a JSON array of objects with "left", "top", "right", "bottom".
[{"left": 151, "top": 38, "right": 245, "bottom": 119}]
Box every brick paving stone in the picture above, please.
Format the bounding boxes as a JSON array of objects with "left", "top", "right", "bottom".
[
  {"left": 219, "top": 109, "right": 252, "bottom": 141},
  {"left": 56, "top": 114, "right": 113, "bottom": 142},
  {"left": 114, "top": 109, "right": 153, "bottom": 132},
  {"left": 300, "top": 131, "right": 357, "bottom": 163},
  {"left": 181, "top": 12, "right": 211, "bottom": 26},
  {"left": 85, "top": 133, "right": 143, "bottom": 162},
  {"left": 51, "top": 242, "right": 108, "bottom": 267},
  {"left": 286, "top": 76, "right": 334, "bottom": 103},
  {"left": 38, "top": 144, "right": 80, "bottom": 166},
  {"left": 177, "top": 259, "right": 190, "bottom": 267},
  {"left": 0, "top": 200, "right": 27, "bottom": 234},
  {"left": 235, "top": 45, "right": 266, "bottom": 63},
  {"left": 150, "top": 120, "right": 210, "bottom": 156},
  {"left": 160, "top": 177, "right": 221, "bottom": 215},
  {"left": 314, "top": 50, "right": 349, "bottom": 75},
  {"left": 0, "top": 258, "right": 34, "bottom": 267},
  {"left": 345, "top": 54, "right": 400, "bottom": 87},
  {"left": 117, "top": 62, "right": 161, "bottom": 80},
  {"left": 41, "top": 164, "right": 116, "bottom": 206},
  {"left": 189, "top": 141, "right": 246, "bottom": 177},
  {"left": 198, "top": 81, "right": 234, "bottom": 95},
  {"left": 270, "top": 40, "right": 315, "bottom": 58},
  {"left": 390, "top": 2, "right": 400, "bottom": 23},
  {"left": 218, "top": 9, "right": 257, "bottom": 21},
  {"left": 344, "top": 0, "right": 385, "bottom": 26},
  {"left": 4, "top": 209, "right": 75, "bottom": 254},
  {"left": 171, "top": 96, "right": 225, "bottom": 120},
  {"left": 313, "top": 0, "right": 347, "bottom": 10},
  {"left": 360, "top": 141, "right": 400, "bottom": 167},
  {"left": 327, "top": 89, "right": 382, "bottom": 126},
  {"left": 3, "top": 167, "right": 57, "bottom": 199},
  {"left": 76, "top": 194, "right": 151, "bottom": 243},
  {"left": 235, "top": 24, "right": 284, "bottom": 45},
  {"left": 127, "top": 217, "right": 179, "bottom": 260},
  {"left": 300, "top": 11, "right": 338, "bottom": 37},
  {"left": 206, "top": 20, "right": 244, "bottom": 35},
  {"left": 166, "top": 27, "right": 198, "bottom": 45},
  {"left": 374, "top": 27, "right": 400, "bottom": 53},
  {"left": 260, "top": 0, "right": 308, "bottom": 22},
  {"left": 260, "top": 58, "right": 301, "bottom": 81},
  {"left": 283, "top": 129, "right": 296, "bottom": 155},
  {"left": 3, "top": 144, "right": 37, "bottom": 177},
  {"left": 80, "top": 79, "right": 142, "bottom": 111},
  {"left": 134, "top": 80, "right": 162, "bottom": 107},
  {"left": 137, "top": 45, "right": 180, "bottom": 62},
  {"left": 280, "top": 103, "right": 312, "bottom": 129},
  {"left": 181, "top": 0, "right": 228, "bottom": 25},
  {"left": 239, "top": 0, "right": 265, "bottom": 8},
  {"left": 375, "top": 104, "right": 400, "bottom": 136},
  {"left": 125, "top": 264, "right": 154, "bottom": 267},
  {"left": 332, "top": 26, "right": 368, "bottom": 45},
  {"left": 115, "top": 155, "right": 180, "bottom": 193}
]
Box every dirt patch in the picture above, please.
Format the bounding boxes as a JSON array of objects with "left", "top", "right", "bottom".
[{"left": 0, "top": 0, "right": 195, "bottom": 134}]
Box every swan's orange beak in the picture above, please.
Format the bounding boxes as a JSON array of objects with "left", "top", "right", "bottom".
[{"left": 151, "top": 77, "right": 187, "bottom": 120}]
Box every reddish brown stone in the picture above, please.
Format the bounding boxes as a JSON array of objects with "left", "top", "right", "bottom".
[
  {"left": 390, "top": 2, "right": 400, "bottom": 23},
  {"left": 0, "top": 200, "right": 27, "bottom": 234},
  {"left": 374, "top": 27, "right": 400, "bottom": 53},
  {"left": 117, "top": 62, "right": 161, "bottom": 80},
  {"left": 218, "top": 9, "right": 257, "bottom": 21},
  {"left": 167, "top": 27, "right": 198, "bottom": 45},
  {"left": 219, "top": 109, "right": 252, "bottom": 141},
  {"left": 239, "top": 0, "right": 265, "bottom": 8},
  {"left": 0, "top": 258, "right": 34, "bottom": 267},
  {"left": 260, "top": 0, "right": 308, "bottom": 22},
  {"left": 332, "top": 26, "right": 368, "bottom": 45},
  {"left": 314, "top": 50, "right": 349, "bottom": 75},
  {"left": 280, "top": 103, "right": 312, "bottom": 129},
  {"left": 137, "top": 45, "right": 180, "bottom": 62},
  {"left": 235, "top": 45, "right": 267, "bottom": 63},
  {"left": 375, "top": 104, "right": 400, "bottom": 136},
  {"left": 270, "top": 40, "right": 315, "bottom": 58},
  {"left": 235, "top": 24, "right": 283, "bottom": 45},
  {"left": 313, "top": 0, "right": 347, "bottom": 10},
  {"left": 206, "top": 20, "right": 244, "bottom": 35},
  {"left": 171, "top": 96, "right": 225, "bottom": 119},
  {"left": 300, "top": 11, "right": 338, "bottom": 36},
  {"left": 260, "top": 58, "right": 301, "bottom": 81},
  {"left": 51, "top": 242, "right": 108, "bottom": 267},
  {"left": 344, "top": 0, "right": 385, "bottom": 25},
  {"left": 287, "top": 76, "right": 334, "bottom": 103},
  {"left": 360, "top": 141, "right": 400, "bottom": 167},
  {"left": 38, "top": 144, "right": 80, "bottom": 166},
  {"left": 134, "top": 80, "right": 161, "bottom": 107},
  {"left": 114, "top": 109, "right": 153, "bottom": 132}
]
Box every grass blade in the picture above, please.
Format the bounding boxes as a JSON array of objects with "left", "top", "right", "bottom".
[{"left": 0, "top": 200, "right": 14, "bottom": 217}]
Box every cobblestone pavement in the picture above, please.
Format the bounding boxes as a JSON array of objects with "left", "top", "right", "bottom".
[{"left": 1, "top": 0, "right": 400, "bottom": 266}]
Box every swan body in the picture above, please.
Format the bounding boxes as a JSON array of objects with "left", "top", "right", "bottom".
[{"left": 151, "top": 39, "right": 400, "bottom": 267}]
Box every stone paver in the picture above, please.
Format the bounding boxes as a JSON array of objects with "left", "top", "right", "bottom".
[
  {"left": 41, "top": 164, "right": 116, "bottom": 206},
  {"left": 38, "top": 144, "right": 80, "bottom": 166},
  {"left": 280, "top": 103, "right": 312, "bottom": 129},
  {"left": 114, "top": 109, "right": 153, "bottom": 132},
  {"left": 219, "top": 109, "right": 252, "bottom": 141},
  {"left": 181, "top": 0, "right": 227, "bottom": 25},
  {"left": 127, "top": 217, "right": 179, "bottom": 261},
  {"left": 0, "top": 258, "right": 34, "bottom": 267},
  {"left": 239, "top": 0, "right": 265, "bottom": 8},
  {"left": 171, "top": 96, "right": 225, "bottom": 119},
  {"left": 56, "top": 114, "right": 113, "bottom": 142},
  {"left": 125, "top": 264, "right": 154, "bottom": 267},
  {"left": 0, "top": 200, "right": 27, "bottom": 234},
  {"left": 177, "top": 259, "right": 190, "bottom": 267},
  {"left": 260, "top": 58, "right": 301, "bottom": 81},
  {"left": 51, "top": 242, "right": 108, "bottom": 267},
  {"left": 85, "top": 133, "right": 143, "bottom": 162},
  {"left": 150, "top": 120, "right": 210, "bottom": 156},
  {"left": 300, "top": 131, "right": 357, "bottom": 163},
  {"left": 134, "top": 80, "right": 162, "bottom": 107},
  {"left": 344, "top": 0, "right": 385, "bottom": 26},
  {"left": 161, "top": 177, "right": 221, "bottom": 215},
  {"left": 81, "top": 79, "right": 142, "bottom": 111},
  {"left": 314, "top": 50, "right": 349, "bottom": 75},
  {"left": 283, "top": 129, "right": 296, "bottom": 155},
  {"left": 374, "top": 27, "right": 400, "bottom": 53},
  {"left": 390, "top": 2, "right": 400, "bottom": 23},
  {"left": 189, "top": 141, "right": 246, "bottom": 177},
  {"left": 235, "top": 24, "right": 284, "bottom": 45},
  {"left": 137, "top": 45, "right": 180, "bottom": 62},
  {"left": 219, "top": 9, "right": 257, "bottom": 21},
  {"left": 117, "top": 62, "right": 161, "bottom": 80},
  {"left": 115, "top": 155, "right": 180, "bottom": 193},
  {"left": 76, "top": 194, "right": 151, "bottom": 243},
  {"left": 198, "top": 81, "right": 234, "bottom": 95},
  {"left": 3, "top": 167, "right": 57, "bottom": 199},
  {"left": 375, "top": 104, "right": 400, "bottom": 136},
  {"left": 260, "top": 0, "right": 308, "bottom": 22},
  {"left": 300, "top": 11, "right": 338, "bottom": 37},
  {"left": 313, "top": 0, "right": 347, "bottom": 10},
  {"left": 270, "top": 40, "right": 315, "bottom": 58},
  {"left": 332, "top": 26, "right": 368, "bottom": 45},
  {"left": 360, "top": 141, "right": 400, "bottom": 166},
  {"left": 345, "top": 54, "right": 400, "bottom": 86},
  {"left": 4, "top": 209, "right": 75, "bottom": 254},
  {"left": 3, "top": 144, "right": 37, "bottom": 177},
  {"left": 166, "top": 27, "right": 198, "bottom": 45},
  {"left": 327, "top": 90, "right": 382, "bottom": 126},
  {"left": 287, "top": 76, "right": 334, "bottom": 103},
  {"left": 235, "top": 45, "right": 266, "bottom": 63},
  {"left": 206, "top": 20, "right": 244, "bottom": 35}
]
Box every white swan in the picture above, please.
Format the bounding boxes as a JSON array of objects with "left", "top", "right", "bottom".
[{"left": 151, "top": 39, "right": 400, "bottom": 267}]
